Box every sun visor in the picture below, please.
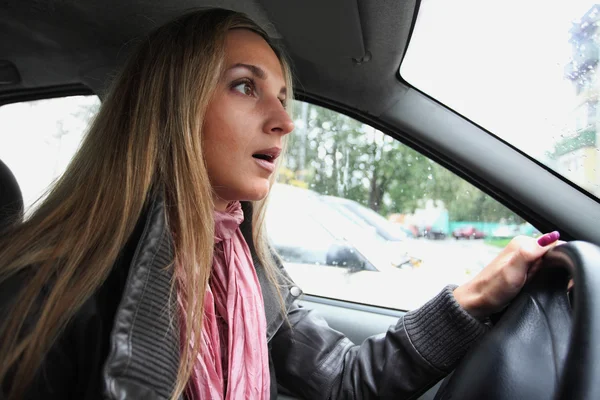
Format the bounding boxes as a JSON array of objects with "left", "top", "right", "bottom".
[
  {"left": 0, "top": 61, "right": 21, "bottom": 86},
  {"left": 261, "top": 0, "right": 367, "bottom": 62}
]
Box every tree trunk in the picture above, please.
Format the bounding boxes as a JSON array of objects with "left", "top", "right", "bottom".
[
  {"left": 331, "top": 139, "right": 339, "bottom": 196},
  {"left": 369, "top": 164, "right": 380, "bottom": 211}
]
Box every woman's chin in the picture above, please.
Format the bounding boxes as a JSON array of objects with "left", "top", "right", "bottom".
[
  {"left": 213, "top": 179, "right": 272, "bottom": 204},
  {"left": 237, "top": 180, "right": 271, "bottom": 202},
  {"left": 247, "top": 182, "right": 271, "bottom": 202}
]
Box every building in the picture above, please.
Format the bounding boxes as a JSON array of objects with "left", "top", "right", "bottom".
[{"left": 559, "top": 4, "right": 600, "bottom": 195}]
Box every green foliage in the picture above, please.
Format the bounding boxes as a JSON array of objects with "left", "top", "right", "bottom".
[
  {"left": 551, "top": 128, "right": 596, "bottom": 157},
  {"left": 484, "top": 238, "right": 513, "bottom": 248},
  {"left": 280, "top": 101, "right": 523, "bottom": 223}
]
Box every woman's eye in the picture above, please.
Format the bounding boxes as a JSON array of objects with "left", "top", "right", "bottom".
[{"left": 232, "top": 81, "right": 255, "bottom": 97}]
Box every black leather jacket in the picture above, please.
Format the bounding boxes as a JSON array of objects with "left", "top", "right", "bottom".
[{"left": 4, "top": 194, "right": 488, "bottom": 399}]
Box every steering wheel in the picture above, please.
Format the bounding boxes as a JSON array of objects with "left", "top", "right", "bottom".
[{"left": 434, "top": 241, "right": 600, "bottom": 400}]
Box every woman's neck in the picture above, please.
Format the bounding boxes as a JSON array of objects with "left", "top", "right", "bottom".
[{"left": 213, "top": 196, "right": 229, "bottom": 212}]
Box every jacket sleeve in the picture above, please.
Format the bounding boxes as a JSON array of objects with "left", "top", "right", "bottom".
[{"left": 270, "top": 285, "right": 489, "bottom": 400}]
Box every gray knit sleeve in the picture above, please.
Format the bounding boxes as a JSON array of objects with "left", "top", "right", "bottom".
[{"left": 403, "top": 284, "right": 490, "bottom": 372}]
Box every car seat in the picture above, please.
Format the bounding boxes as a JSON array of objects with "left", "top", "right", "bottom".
[{"left": 0, "top": 159, "right": 24, "bottom": 231}]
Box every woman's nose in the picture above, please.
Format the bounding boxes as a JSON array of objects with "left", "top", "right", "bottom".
[{"left": 263, "top": 101, "right": 294, "bottom": 136}]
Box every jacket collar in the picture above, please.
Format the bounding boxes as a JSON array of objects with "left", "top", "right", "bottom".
[{"left": 103, "top": 193, "right": 292, "bottom": 398}]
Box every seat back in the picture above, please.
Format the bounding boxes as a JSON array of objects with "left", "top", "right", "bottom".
[{"left": 0, "top": 159, "right": 24, "bottom": 231}]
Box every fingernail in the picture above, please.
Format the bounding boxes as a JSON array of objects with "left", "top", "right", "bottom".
[{"left": 537, "top": 231, "right": 560, "bottom": 246}]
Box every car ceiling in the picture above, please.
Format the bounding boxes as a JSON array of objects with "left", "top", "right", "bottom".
[
  {"left": 0, "top": 0, "right": 416, "bottom": 116},
  {"left": 2, "top": 0, "right": 600, "bottom": 243}
]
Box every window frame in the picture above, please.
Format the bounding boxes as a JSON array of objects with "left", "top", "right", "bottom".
[
  {"left": 0, "top": 84, "right": 93, "bottom": 107},
  {"left": 395, "top": 2, "right": 600, "bottom": 208}
]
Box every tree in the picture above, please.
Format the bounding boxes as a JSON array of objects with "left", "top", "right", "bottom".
[{"left": 280, "top": 101, "right": 523, "bottom": 223}]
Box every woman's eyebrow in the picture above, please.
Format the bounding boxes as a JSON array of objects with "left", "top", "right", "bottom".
[{"left": 227, "top": 63, "right": 266, "bottom": 79}]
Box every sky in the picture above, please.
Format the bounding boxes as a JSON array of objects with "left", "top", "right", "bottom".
[{"left": 401, "top": 0, "right": 599, "bottom": 160}]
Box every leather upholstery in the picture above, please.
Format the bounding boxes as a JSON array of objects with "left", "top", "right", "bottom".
[
  {"left": 0, "top": 159, "right": 23, "bottom": 231},
  {"left": 555, "top": 242, "right": 600, "bottom": 400}
]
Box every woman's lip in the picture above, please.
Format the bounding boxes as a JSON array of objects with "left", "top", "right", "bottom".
[{"left": 254, "top": 157, "right": 276, "bottom": 173}]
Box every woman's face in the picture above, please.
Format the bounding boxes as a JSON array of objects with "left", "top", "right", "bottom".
[{"left": 204, "top": 29, "right": 294, "bottom": 211}]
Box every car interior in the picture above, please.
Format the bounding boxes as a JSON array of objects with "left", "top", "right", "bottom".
[{"left": 2, "top": 0, "right": 600, "bottom": 399}]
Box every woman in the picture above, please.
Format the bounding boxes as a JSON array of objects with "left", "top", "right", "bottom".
[{"left": 0, "top": 8, "right": 560, "bottom": 400}]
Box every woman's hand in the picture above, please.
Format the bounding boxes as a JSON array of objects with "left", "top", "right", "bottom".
[{"left": 453, "top": 231, "right": 562, "bottom": 320}]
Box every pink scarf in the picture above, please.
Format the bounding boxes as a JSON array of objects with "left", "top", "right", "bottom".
[{"left": 180, "top": 201, "right": 270, "bottom": 399}]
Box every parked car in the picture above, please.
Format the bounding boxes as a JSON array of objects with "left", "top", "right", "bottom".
[
  {"left": 266, "top": 184, "right": 421, "bottom": 271},
  {"left": 452, "top": 225, "right": 486, "bottom": 239},
  {"left": 266, "top": 184, "right": 437, "bottom": 309},
  {"left": 321, "top": 195, "right": 410, "bottom": 241},
  {"left": 421, "top": 226, "right": 447, "bottom": 240}
]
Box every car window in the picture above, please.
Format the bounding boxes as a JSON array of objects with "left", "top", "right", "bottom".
[
  {"left": 0, "top": 95, "right": 100, "bottom": 211},
  {"left": 268, "top": 100, "right": 540, "bottom": 310},
  {"left": 401, "top": 0, "right": 600, "bottom": 201}
]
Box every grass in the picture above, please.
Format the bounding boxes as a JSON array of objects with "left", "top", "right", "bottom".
[{"left": 484, "top": 238, "right": 513, "bottom": 248}]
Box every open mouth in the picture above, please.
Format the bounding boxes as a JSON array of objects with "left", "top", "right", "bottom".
[
  {"left": 252, "top": 153, "right": 276, "bottom": 163},
  {"left": 252, "top": 147, "right": 281, "bottom": 164}
]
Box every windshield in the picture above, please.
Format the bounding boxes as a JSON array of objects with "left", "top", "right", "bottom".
[{"left": 401, "top": 0, "right": 600, "bottom": 199}]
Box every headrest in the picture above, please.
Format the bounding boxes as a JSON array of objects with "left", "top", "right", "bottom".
[{"left": 0, "top": 159, "right": 24, "bottom": 230}]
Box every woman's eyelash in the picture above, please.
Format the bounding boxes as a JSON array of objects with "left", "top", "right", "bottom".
[
  {"left": 231, "top": 79, "right": 286, "bottom": 107},
  {"left": 231, "top": 78, "right": 256, "bottom": 96}
]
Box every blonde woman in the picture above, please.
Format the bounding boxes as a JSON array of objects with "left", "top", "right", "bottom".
[{"left": 0, "top": 8, "right": 561, "bottom": 400}]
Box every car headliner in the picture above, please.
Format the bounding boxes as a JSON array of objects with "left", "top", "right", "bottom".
[
  {"left": 1, "top": 0, "right": 599, "bottom": 244},
  {"left": 0, "top": 0, "right": 415, "bottom": 116}
]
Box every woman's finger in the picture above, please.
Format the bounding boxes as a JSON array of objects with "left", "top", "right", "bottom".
[{"left": 537, "top": 231, "right": 560, "bottom": 247}]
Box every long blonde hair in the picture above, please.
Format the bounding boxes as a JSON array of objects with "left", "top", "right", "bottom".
[{"left": 0, "top": 9, "right": 293, "bottom": 400}]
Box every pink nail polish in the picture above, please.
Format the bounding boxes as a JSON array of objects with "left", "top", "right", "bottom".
[{"left": 537, "top": 231, "right": 560, "bottom": 246}]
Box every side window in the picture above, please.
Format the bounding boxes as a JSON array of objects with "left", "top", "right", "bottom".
[
  {"left": 0, "top": 95, "right": 100, "bottom": 211},
  {"left": 267, "top": 101, "right": 540, "bottom": 311}
]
